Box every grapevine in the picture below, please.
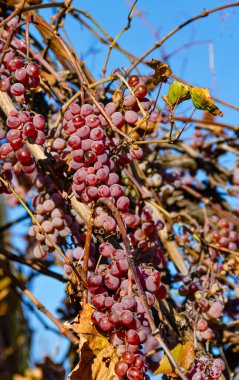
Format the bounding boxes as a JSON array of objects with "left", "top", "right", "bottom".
[{"left": 0, "top": 2, "right": 238, "bottom": 380}]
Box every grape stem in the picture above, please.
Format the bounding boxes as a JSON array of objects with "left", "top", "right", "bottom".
[{"left": 83, "top": 205, "right": 94, "bottom": 302}]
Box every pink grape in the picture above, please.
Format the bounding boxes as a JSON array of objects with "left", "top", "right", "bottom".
[
  {"left": 99, "top": 316, "right": 113, "bottom": 331},
  {"left": 121, "top": 311, "right": 134, "bottom": 326},
  {"left": 213, "top": 358, "right": 225, "bottom": 370},
  {"left": 72, "top": 115, "right": 85, "bottom": 128},
  {"left": 103, "top": 216, "right": 116, "bottom": 232},
  {"left": 207, "top": 302, "right": 223, "bottom": 319},
  {"left": 110, "top": 184, "right": 124, "bottom": 198},
  {"left": 76, "top": 125, "right": 90, "bottom": 139},
  {"left": 123, "top": 94, "right": 137, "bottom": 107},
  {"left": 129, "top": 147, "right": 143, "bottom": 159},
  {"left": 81, "top": 104, "right": 93, "bottom": 116},
  {"left": 69, "top": 103, "right": 81, "bottom": 115},
  {"left": 98, "top": 184, "right": 110, "bottom": 197},
  {"left": 33, "top": 114, "right": 45, "bottom": 130},
  {"left": 107, "top": 173, "right": 119, "bottom": 185},
  {"left": 96, "top": 168, "right": 109, "bottom": 182},
  {"left": 86, "top": 186, "right": 98, "bottom": 198},
  {"left": 10, "top": 82, "right": 25, "bottom": 96},
  {"left": 99, "top": 242, "right": 115, "bottom": 257},
  {"left": 90, "top": 127, "right": 105, "bottom": 141},
  {"left": 105, "top": 102, "right": 117, "bottom": 115},
  {"left": 85, "top": 114, "right": 100, "bottom": 128},
  {"left": 125, "top": 110, "right": 138, "bottom": 124},
  {"left": 26, "top": 62, "right": 41, "bottom": 78},
  {"left": 68, "top": 135, "right": 81, "bottom": 149},
  {"left": 91, "top": 141, "right": 105, "bottom": 155},
  {"left": 117, "top": 196, "right": 130, "bottom": 211},
  {"left": 52, "top": 138, "right": 66, "bottom": 150},
  {"left": 104, "top": 273, "right": 120, "bottom": 290},
  {"left": 111, "top": 112, "right": 124, "bottom": 128},
  {"left": 115, "top": 361, "right": 128, "bottom": 377},
  {"left": 127, "top": 367, "right": 143, "bottom": 380}
]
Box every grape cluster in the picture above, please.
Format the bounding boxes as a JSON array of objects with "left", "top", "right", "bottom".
[
  {"left": 50, "top": 101, "right": 143, "bottom": 213},
  {"left": 189, "top": 357, "right": 225, "bottom": 380},
  {"left": 0, "top": 17, "right": 41, "bottom": 104},
  {"left": 0, "top": 110, "right": 46, "bottom": 180},
  {"left": 207, "top": 216, "right": 239, "bottom": 251},
  {"left": 29, "top": 174, "right": 84, "bottom": 259},
  {"left": 87, "top": 241, "right": 166, "bottom": 380},
  {"left": 124, "top": 205, "right": 166, "bottom": 268},
  {"left": 178, "top": 269, "right": 225, "bottom": 342}
]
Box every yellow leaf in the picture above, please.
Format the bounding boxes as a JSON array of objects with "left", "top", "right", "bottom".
[
  {"left": 67, "top": 304, "right": 119, "bottom": 380},
  {"left": 190, "top": 87, "right": 223, "bottom": 117},
  {"left": 154, "top": 342, "right": 194, "bottom": 376},
  {"left": 66, "top": 304, "right": 108, "bottom": 354}
]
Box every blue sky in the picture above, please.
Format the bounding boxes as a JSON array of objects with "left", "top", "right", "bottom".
[{"left": 6, "top": 0, "right": 239, "bottom": 377}]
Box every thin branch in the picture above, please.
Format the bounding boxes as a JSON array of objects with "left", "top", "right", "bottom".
[
  {"left": 0, "top": 261, "right": 78, "bottom": 345},
  {"left": 174, "top": 116, "right": 239, "bottom": 131},
  {"left": 0, "top": 248, "right": 66, "bottom": 282},
  {"left": 0, "top": 175, "right": 87, "bottom": 289},
  {"left": 127, "top": 2, "right": 239, "bottom": 73},
  {"left": 0, "top": 0, "right": 26, "bottom": 28},
  {"left": 0, "top": 213, "right": 29, "bottom": 233},
  {"left": 181, "top": 184, "right": 239, "bottom": 228},
  {"left": 102, "top": 0, "right": 137, "bottom": 79}
]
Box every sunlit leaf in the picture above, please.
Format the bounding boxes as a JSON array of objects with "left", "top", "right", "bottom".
[
  {"left": 146, "top": 59, "right": 172, "bottom": 84},
  {"left": 154, "top": 342, "right": 194, "bottom": 377},
  {"left": 162, "top": 81, "right": 191, "bottom": 107},
  {"left": 67, "top": 304, "right": 118, "bottom": 380},
  {"left": 190, "top": 87, "right": 223, "bottom": 116}
]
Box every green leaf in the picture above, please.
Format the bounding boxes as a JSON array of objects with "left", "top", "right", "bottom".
[
  {"left": 146, "top": 59, "right": 172, "bottom": 84},
  {"left": 162, "top": 81, "right": 191, "bottom": 107},
  {"left": 190, "top": 87, "right": 223, "bottom": 116}
]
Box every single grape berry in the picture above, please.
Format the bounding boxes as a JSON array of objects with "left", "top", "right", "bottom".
[
  {"left": 128, "top": 75, "right": 140, "bottom": 88},
  {"left": 134, "top": 84, "right": 148, "bottom": 99},
  {"left": 115, "top": 361, "right": 128, "bottom": 377}
]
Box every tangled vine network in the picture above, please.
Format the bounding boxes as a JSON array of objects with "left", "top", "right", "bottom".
[{"left": 0, "top": 1, "right": 239, "bottom": 380}]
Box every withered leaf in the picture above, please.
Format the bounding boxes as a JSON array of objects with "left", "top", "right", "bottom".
[
  {"left": 67, "top": 304, "right": 118, "bottom": 380},
  {"left": 162, "top": 81, "right": 191, "bottom": 107},
  {"left": 154, "top": 342, "right": 194, "bottom": 377},
  {"left": 146, "top": 59, "right": 172, "bottom": 84},
  {"left": 190, "top": 87, "right": 223, "bottom": 117}
]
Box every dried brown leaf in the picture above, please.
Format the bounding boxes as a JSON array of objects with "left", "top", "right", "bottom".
[
  {"left": 67, "top": 304, "right": 118, "bottom": 380},
  {"left": 146, "top": 59, "right": 172, "bottom": 84}
]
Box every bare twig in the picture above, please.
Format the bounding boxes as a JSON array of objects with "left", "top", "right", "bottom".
[
  {"left": 127, "top": 2, "right": 239, "bottom": 73},
  {"left": 0, "top": 261, "right": 78, "bottom": 345},
  {"left": 0, "top": 248, "right": 66, "bottom": 283},
  {"left": 102, "top": 0, "right": 137, "bottom": 80}
]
